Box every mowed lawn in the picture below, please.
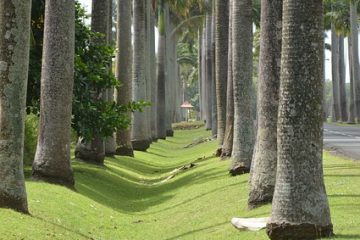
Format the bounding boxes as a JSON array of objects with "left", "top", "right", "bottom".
[{"left": 0, "top": 126, "right": 359, "bottom": 240}]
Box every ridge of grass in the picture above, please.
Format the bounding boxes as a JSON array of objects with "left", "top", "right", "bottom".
[{"left": 1, "top": 126, "right": 360, "bottom": 239}]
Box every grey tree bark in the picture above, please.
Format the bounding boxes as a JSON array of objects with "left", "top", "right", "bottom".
[
  {"left": 266, "top": 1, "right": 334, "bottom": 238},
  {"left": 221, "top": 1, "right": 233, "bottom": 158},
  {"left": 338, "top": 36, "right": 347, "bottom": 123},
  {"left": 132, "top": 0, "right": 151, "bottom": 150},
  {"left": 156, "top": 0, "right": 167, "bottom": 140},
  {"left": 211, "top": 3, "right": 217, "bottom": 137},
  {"left": 201, "top": 27, "right": 207, "bottom": 122},
  {"left": 230, "top": 0, "right": 254, "bottom": 175},
  {"left": 331, "top": 26, "right": 340, "bottom": 122},
  {"left": 205, "top": 0, "right": 213, "bottom": 131},
  {"left": 115, "top": 0, "right": 134, "bottom": 157},
  {"left": 248, "top": 0, "right": 282, "bottom": 208},
  {"left": 144, "top": 0, "right": 152, "bottom": 143},
  {"left": 348, "top": 38, "right": 356, "bottom": 123},
  {"left": 350, "top": 1, "right": 360, "bottom": 123},
  {"left": 32, "top": 0, "right": 75, "bottom": 186},
  {"left": 75, "top": 0, "right": 110, "bottom": 164},
  {"left": 105, "top": 0, "right": 117, "bottom": 156},
  {"left": 214, "top": 0, "right": 229, "bottom": 148},
  {"left": 198, "top": 30, "right": 203, "bottom": 120},
  {"left": 0, "top": 0, "right": 31, "bottom": 213},
  {"left": 149, "top": 2, "right": 157, "bottom": 141}
]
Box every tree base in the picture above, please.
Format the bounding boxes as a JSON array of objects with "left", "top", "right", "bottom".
[
  {"left": 131, "top": 139, "right": 150, "bottom": 151},
  {"left": 32, "top": 170, "right": 75, "bottom": 188},
  {"left": 266, "top": 222, "right": 334, "bottom": 240},
  {"left": 215, "top": 147, "right": 222, "bottom": 157},
  {"left": 229, "top": 166, "right": 250, "bottom": 176},
  {"left": 115, "top": 146, "right": 134, "bottom": 157},
  {"left": 220, "top": 148, "right": 232, "bottom": 159},
  {"left": 75, "top": 148, "right": 105, "bottom": 165},
  {"left": 166, "top": 130, "right": 174, "bottom": 137},
  {"left": 248, "top": 186, "right": 274, "bottom": 209},
  {"left": 0, "top": 192, "right": 28, "bottom": 214}
]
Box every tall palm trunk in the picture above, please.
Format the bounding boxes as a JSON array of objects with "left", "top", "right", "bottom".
[
  {"left": 221, "top": 1, "right": 233, "bottom": 158},
  {"left": 198, "top": 30, "right": 203, "bottom": 120},
  {"left": 149, "top": 2, "right": 157, "bottom": 141},
  {"left": 349, "top": 37, "right": 356, "bottom": 123},
  {"left": 156, "top": 0, "right": 167, "bottom": 139},
  {"left": 205, "top": 0, "right": 213, "bottom": 131},
  {"left": 331, "top": 26, "right": 340, "bottom": 122},
  {"left": 229, "top": 0, "right": 254, "bottom": 175},
  {"left": 132, "top": 0, "right": 151, "bottom": 150},
  {"left": 201, "top": 27, "right": 207, "bottom": 122},
  {"left": 33, "top": 0, "right": 75, "bottom": 186},
  {"left": 248, "top": 0, "right": 282, "bottom": 208},
  {"left": 266, "top": 1, "right": 333, "bottom": 238},
  {"left": 211, "top": 4, "right": 217, "bottom": 137},
  {"left": 115, "top": 0, "right": 134, "bottom": 157},
  {"left": 75, "top": 0, "right": 110, "bottom": 164},
  {"left": 339, "top": 36, "right": 347, "bottom": 122},
  {"left": 144, "top": 0, "right": 152, "bottom": 143},
  {"left": 214, "top": 0, "right": 229, "bottom": 148},
  {"left": 350, "top": 1, "right": 360, "bottom": 123},
  {"left": 0, "top": 0, "right": 31, "bottom": 213}
]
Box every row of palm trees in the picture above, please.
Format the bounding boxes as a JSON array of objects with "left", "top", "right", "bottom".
[{"left": 199, "top": 0, "right": 334, "bottom": 238}]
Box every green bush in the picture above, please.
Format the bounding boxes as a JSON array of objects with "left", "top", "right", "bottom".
[{"left": 24, "top": 114, "right": 39, "bottom": 166}]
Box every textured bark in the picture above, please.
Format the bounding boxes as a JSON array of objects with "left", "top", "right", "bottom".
[
  {"left": 348, "top": 38, "right": 356, "bottom": 124},
  {"left": 221, "top": 1, "right": 233, "bottom": 158},
  {"left": 0, "top": 0, "right": 31, "bottom": 213},
  {"left": 230, "top": 0, "right": 254, "bottom": 173},
  {"left": 76, "top": 0, "right": 110, "bottom": 163},
  {"left": 248, "top": 0, "right": 282, "bottom": 209},
  {"left": 144, "top": 0, "right": 152, "bottom": 143},
  {"left": 211, "top": 4, "right": 217, "bottom": 137},
  {"left": 331, "top": 27, "right": 340, "bottom": 122},
  {"left": 33, "top": 0, "right": 75, "bottom": 186},
  {"left": 201, "top": 27, "right": 207, "bottom": 122},
  {"left": 156, "top": 0, "right": 167, "bottom": 140},
  {"left": 149, "top": 3, "right": 157, "bottom": 141},
  {"left": 165, "top": 7, "right": 174, "bottom": 137},
  {"left": 115, "top": 0, "right": 134, "bottom": 157},
  {"left": 198, "top": 30, "right": 203, "bottom": 120},
  {"left": 350, "top": 2, "right": 360, "bottom": 123},
  {"left": 267, "top": 1, "right": 333, "bottom": 239},
  {"left": 338, "top": 36, "right": 347, "bottom": 123},
  {"left": 214, "top": 0, "right": 229, "bottom": 145},
  {"left": 205, "top": 0, "right": 213, "bottom": 131},
  {"left": 132, "top": 0, "right": 150, "bottom": 150},
  {"left": 105, "top": 1, "right": 117, "bottom": 156}
]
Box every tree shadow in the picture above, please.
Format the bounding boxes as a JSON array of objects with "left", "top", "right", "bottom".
[{"left": 331, "top": 234, "right": 360, "bottom": 239}]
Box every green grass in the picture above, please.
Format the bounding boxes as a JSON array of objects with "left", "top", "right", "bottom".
[{"left": 1, "top": 127, "right": 360, "bottom": 239}]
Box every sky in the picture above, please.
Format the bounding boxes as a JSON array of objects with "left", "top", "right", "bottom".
[{"left": 78, "top": 0, "right": 346, "bottom": 83}]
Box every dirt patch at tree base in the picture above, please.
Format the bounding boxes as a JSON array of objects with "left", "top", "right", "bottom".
[
  {"left": 0, "top": 193, "right": 29, "bottom": 214},
  {"left": 131, "top": 139, "right": 151, "bottom": 151},
  {"left": 229, "top": 166, "right": 250, "bottom": 176},
  {"left": 266, "top": 222, "right": 334, "bottom": 240},
  {"left": 115, "top": 146, "right": 134, "bottom": 157},
  {"left": 248, "top": 186, "right": 274, "bottom": 209}
]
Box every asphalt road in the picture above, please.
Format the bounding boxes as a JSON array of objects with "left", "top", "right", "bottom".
[{"left": 324, "top": 123, "right": 360, "bottom": 160}]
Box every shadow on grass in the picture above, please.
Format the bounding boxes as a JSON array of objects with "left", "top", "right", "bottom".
[
  {"left": 165, "top": 221, "right": 229, "bottom": 240},
  {"left": 331, "top": 234, "right": 360, "bottom": 239}
]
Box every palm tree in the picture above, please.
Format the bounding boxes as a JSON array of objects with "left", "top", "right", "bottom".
[
  {"left": 350, "top": 0, "right": 360, "bottom": 123},
  {"left": 115, "top": 0, "right": 134, "bottom": 157},
  {"left": 214, "top": 0, "right": 229, "bottom": 150},
  {"left": 331, "top": 26, "right": 340, "bottom": 122},
  {"left": 132, "top": 0, "right": 151, "bottom": 150},
  {"left": 229, "top": 0, "right": 254, "bottom": 175},
  {"left": 0, "top": 0, "right": 31, "bottom": 213},
  {"left": 266, "top": 0, "right": 333, "bottom": 238},
  {"left": 221, "top": 1, "right": 233, "bottom": 158},
  {"left": 156, "top": 0, "right": 167, "bottom": 140},
  {"left": 204, "top": 0, "right": 213, "bottom": 131},
  {"left": 349, "top": 38, "right": 356, "bottom": 123},
  {"left": 339, "top": 36, "right": 347, "bottom": 122},
  {"left": 248, "top": 0, "right": 282, "bottom": 209},
  {"left": 32, "top": 0, "right": 75, "bottom": 186},
  {"left": 75, "top": 0, "right": 110, "bottom": 164}
]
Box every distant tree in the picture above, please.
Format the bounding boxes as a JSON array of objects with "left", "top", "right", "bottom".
[
  {"left": 0, "top": 0, "right": 31, "bottom": 213},
  {"left": 32, "top": 0, "right": 75, "bottom": 186},
  {"left": 266, "top": 0, "right": 333, "bottom": 238}
]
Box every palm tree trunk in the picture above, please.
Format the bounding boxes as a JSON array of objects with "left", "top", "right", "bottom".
[
  {"left": 115, "top": 0, "right": 134, "bottom": 157},
  {"left": 229, "top": 0, "right": 254, "bottom": 175},
  {"left": 0, "top": 0, "right": 31, "bottom": 213},
  {"left": 248, "top": 0, "right": 282, "bottom": 209},
  {"left": 165, "top": 4, "right": 174, "bottom": 136},
  {"left": 144, "top": 0, "right": 152, "bottom": 143},
  {"left": 266, "top": 1, "right": 333, "bottom": 238},
  {"left": 211, "top": 3, "right": 217, "bottom": 137},
  {"left": 201, "top": 27, "right": 207, "bottom": 122},
  {"left": 205, "top": 0, "right": 213, "bottom": 131},
  {"left": 75, "top": 0, "right": 110, "bottom": 164},
  {"left": 339, "top": 36, "right": 347, "bottom": 122},
  {"left": 156, "top": 0, "right": 167, "bottom": 139},
  {"left": 132, "top": 0, "right": 151, "bottom": 150},
  {"left": 149, "top": 2, "right": 157, "bottom": 141},
  {"left": 198, "top": 29, "right": 203, "bottom": 120},
  {"left": 214, "top": 0, "right": 229, "bottom": 147},
  {"left": 331, "top": 26, "right": 340, "bottom": 122},
  {"left": 32, "top": 0, "right": 75, "bottom": 186},
  {"left": 350, "top": 1, "right": 360, "bottom": 123},
  {"left": 221, "top": 1, "right": 233, "bottom": 158},
  {"left": 348, "top": 37, "right": 356, "bottom": 123}
]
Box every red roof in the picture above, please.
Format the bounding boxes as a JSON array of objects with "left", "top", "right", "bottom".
[{"left": 180, "top": 101, "right": 194, "bottom": 108}]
